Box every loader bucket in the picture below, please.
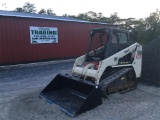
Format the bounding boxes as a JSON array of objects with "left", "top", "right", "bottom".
[{"left": 40, "top": 73, "right": 102, "bottom": 117}]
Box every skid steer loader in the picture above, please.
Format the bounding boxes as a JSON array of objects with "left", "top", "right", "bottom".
[{"left": 40, "top": 28, "right": 142, "bottom": 117}]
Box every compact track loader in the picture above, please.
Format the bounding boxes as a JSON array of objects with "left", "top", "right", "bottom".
[{"left": 40, "top": 28, "right": 142, "bottom": 116}]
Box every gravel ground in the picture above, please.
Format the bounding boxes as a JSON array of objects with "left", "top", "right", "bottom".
[{"left": 0, "top": 60, "right": 160, "bottom": 120}]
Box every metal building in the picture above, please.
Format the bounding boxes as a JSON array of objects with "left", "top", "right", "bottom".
[{"left": 0, "top": 10, "right": 117, "bottom": 65}]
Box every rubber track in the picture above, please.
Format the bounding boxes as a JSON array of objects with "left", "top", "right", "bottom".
[{"left": 99, "top": 67, "right": 134, "bottom": 97}]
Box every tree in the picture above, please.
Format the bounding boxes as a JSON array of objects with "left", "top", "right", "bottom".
[
  {"left": 15, "top": 2, "right": 36, "bottom": 13},
  {"left": 76, "top": 13, "right": 88, "bottom": 20},
  {"left": 97, "top": 12, "right": 103, "bottom": 19},
  {"left": 47, "top": 8, "right": 56, "bottom": 15},
  {"left": 62, "top": 14, "right": 68, "bottom": 17},
  {"left": 15, "top": 7, "right": 24, "bottom": 12},
  {"left": 108, "top": 13, "right": 120, "bottom": 24},
  {"left": 38, "top": 8, "right": 46, "bottom": 14},
  {"left": 38, "top": 8, "right": 56, "bottom": 16},
  {"left": 23, "top": 2, "right": 36, "bottom": 13},
  {"left": 121, "top": 9, "right": 160, "bottom": 44},
  {"left": 65, "top": 11, "right": 120, "bottom": 23},
  {"left": 14, "top": 3, "right": 57, "bottom": 15},
  {"left": 143, "top": 9, "right": 160, "bottom": 43}
]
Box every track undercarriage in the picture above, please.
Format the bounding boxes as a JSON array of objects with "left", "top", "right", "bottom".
[{"left": 99, "top": 68, "right": 137, "bottom": 97}]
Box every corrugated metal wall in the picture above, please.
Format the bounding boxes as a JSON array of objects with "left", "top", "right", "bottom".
[{"left": 0, "top": 16, "right": 116, "bottom": 65}]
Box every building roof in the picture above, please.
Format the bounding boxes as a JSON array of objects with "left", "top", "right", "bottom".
[{"left": 0, "top": 10, "right": 114, "bottom": 25}]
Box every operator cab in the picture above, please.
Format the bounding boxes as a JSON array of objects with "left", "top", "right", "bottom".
[{"left": 86, "top": 28, "right": 130, "bottom": 62}]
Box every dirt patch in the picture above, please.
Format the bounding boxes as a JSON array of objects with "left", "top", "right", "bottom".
[
  {"left": 8, "top": 90, "right": 67, "bottom": 120},
  {"left": 8, "top": 85, "right": 160, "bottom": 120}
]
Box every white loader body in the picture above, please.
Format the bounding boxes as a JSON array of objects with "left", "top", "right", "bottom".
[{"left": 72, "top": 43, "right": 142, "bottom": 85}]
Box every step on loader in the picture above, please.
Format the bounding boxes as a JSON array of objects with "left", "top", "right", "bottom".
[{"left": 40, "top": 28, "right": 142, "bottom": 117}]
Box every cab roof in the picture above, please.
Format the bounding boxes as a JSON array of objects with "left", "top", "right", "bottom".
[{"left": 90, "top": 27, "right": 129, "bottom": 33}]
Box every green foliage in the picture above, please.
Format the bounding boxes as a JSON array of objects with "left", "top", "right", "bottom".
[
  {"left": 66, "top": 10, "right": 160, "bottom": 45},
  {"left": 15, "top": 2, "right": 36, "bottom": 13},
  {"left": 15, "top": 7, "right": 24, "bottom": 12},
  {"left": 38, "top": 8, "right": 46, "bottom": 14},
  {"left": 46, "top": 8, "right": 56, "bottom": 16},
  {"left": 63, "top": 11, "right": 120, "bottom": 24},
  {"left": 144, "top": 9, "right": 160, "bottom": 44},
  {"left": 129, "top": 9, "right": 160, "bottom": 44},
  {"left": 14, "top": 3, "right": 56, "bottom": 16},
  {"left": 38, "top": 8, "right": 56, "bottom": 15},
  {"left": 22, "top": 2, "right": 36, "bottom": 13}
]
